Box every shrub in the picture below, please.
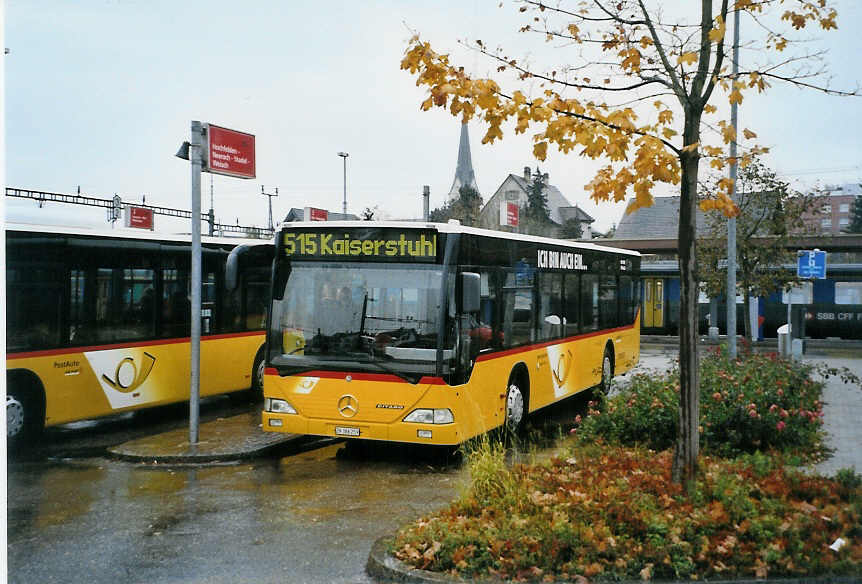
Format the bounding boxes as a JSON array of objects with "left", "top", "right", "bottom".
[
  {"left": 393, "top": 446, "right": 862, "bottom": 581},
  {"left": 577, "top": 348, "right": 828, "bottom": 458}
]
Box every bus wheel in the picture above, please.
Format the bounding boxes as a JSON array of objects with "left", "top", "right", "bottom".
[
  {"left": 599, "top": 346, "right": 614, "bottom": 396},
  {"left": 6, "top": 379, "right": 44, "bottom": 449},
  {"left": 505, "top": 381, "right": 526, "bottom": 432},
  {"left": 251, "top": 348, "right": 266, "bottom": 398},
  {"left": 7, "top": 395, "right": 25, "bottom": 440}
]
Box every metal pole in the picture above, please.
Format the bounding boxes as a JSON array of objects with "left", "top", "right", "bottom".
[
  {"left": 209, "top": 173, "right": 215, "bottom": 236},
  {"left": 726, "top": 7, "right": 740, "bottom": 358},
  {"left": 189, "top": 120, "right": 203, "bottom": 445},
  {"left": 422, "top": 185, "right": 430, "bottom": 221},
  {"left": 338, "top": 151, "right": 349, "bottom": 215}
]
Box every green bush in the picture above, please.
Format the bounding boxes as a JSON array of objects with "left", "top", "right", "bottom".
[{"left": 577, "top": 347, "right": 827, "bottom": 457}]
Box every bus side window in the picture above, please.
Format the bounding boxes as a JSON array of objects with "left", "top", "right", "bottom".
[
  {"left": 581, "top": 274, "right": 599, "bottom": 332},
  {"left": 538, "top": 273, "right": 563, "bottom": 341},
  {"left": 599, "top": 275, "right": 618, "bottom": 329},
  {"left": 244, "top": 269, "right": 270, "bottom": 330},
  {"left": 160, "top": 268, "right": 187, "bottom": 338},
  {"left": 222, "top": 283, "right": 243, "bottom": 332},
  {"left": 502, "top": 271, "right": 534, "bottom": 348},
  {"left": 564, "top": 274, "right": 580, "bottom": 336},
  {"left": 7, "top": 265, "right": 64, "bottom": 350},
  {"left": 94, "top": 267, "right": 155, "bottom": 342},
  {"left": 473, "top": 270, "right": 499, "bottom": 350},
  {"left": 619, "top": 275, "right": 635, "bottom": 325}
]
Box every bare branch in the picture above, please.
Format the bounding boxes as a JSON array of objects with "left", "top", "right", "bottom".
[
  {"left": 471, "top": 42, "right": 673, "bottom": 92},
  {"left": 637, "top": 0, "right": 685, "bottom": 104},
  {"left": 701, "top": 0, "right": 730, "bottom": 106}
]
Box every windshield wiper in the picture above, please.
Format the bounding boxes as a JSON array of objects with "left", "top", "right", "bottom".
[{"left": 366, "top": 357, "right": 422, "bottom": 384}]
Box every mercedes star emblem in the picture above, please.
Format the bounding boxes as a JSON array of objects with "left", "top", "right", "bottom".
[{"left": 337, "top": 394, "right": 358, "bottom": 418}]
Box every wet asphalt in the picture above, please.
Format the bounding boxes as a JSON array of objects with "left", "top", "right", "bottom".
[{"left": 7, "top": 349, "right": 860, "bottom": 583}]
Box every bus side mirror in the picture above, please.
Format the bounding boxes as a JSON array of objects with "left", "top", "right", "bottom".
[
  {"left": 461, "top": 272, "right": 481, "bottom": 314},
  {"left": 225, "top": 245, "right": 243, "bottom": 292}
]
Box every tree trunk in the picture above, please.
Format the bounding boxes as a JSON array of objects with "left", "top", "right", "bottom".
[{"left": 672, "top": 116, "right": 701, "bottom": 487}]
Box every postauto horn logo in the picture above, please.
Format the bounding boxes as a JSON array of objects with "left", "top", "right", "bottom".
[
  {"left": 102, "top": 352, "right": 156, "bottom": 393},
  {"left": 85, "top": 349, "right": 159, "bottom": 409}
]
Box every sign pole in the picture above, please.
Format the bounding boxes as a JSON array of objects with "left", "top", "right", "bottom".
[
  {"left": 189, "top": 120, "right": 203, "bottom": 445},
  {"left": 726, "top": 6, "right": 740, "bottom": 358}
]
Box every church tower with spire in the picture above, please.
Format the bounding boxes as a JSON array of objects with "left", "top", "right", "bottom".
[{"left": 447, "top": 122, "right": 480, "bottom": 202}]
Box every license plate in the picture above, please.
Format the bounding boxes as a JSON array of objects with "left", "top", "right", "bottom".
[{"left": 335, "top": 426, "right": 360, "bottom": 437}]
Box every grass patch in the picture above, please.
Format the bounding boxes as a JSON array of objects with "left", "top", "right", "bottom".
[{"left": 392, "top": 444, "right": 862, "bottom": 581}]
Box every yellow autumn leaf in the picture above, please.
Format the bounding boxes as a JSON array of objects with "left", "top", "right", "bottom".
[
  {"left": 729, "top": 88, "right": 743, "bottom": 105},
  {"left": 775, "top": 36, "right": 788, "bottom": 51},
  {"left": 710, "top": 158, "right": 726, "bottom": 170},
  {"left": 620, "top": 48, "right": 642, "bottom": 72},
  {"left": 704, "top": 104, "right": 718, "bottom": 114},
  {"left": 661, "top": 127, "right": 678, "bottom": 139},
  {"left": 677, "top": 52, "right": 698, "bottom": 66},
  {"left": 709, "top": 15, "right": 726, "bottom": 43},
  {"left": 721, "top": 122, "right": 736, "bottom": 144},
  {"left": 533, "top": 141, "right": 548, "bottom": 161},
  {"left": 681, "top": 142, "right": 699, "bottom": 153},
  {"left": 742, "top": 128, "right": 757, "bottom": 139}
]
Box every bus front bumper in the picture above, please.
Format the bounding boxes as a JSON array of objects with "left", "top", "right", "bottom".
[{"left": 262, "top": 411, "right": 462, "bottom": 445}]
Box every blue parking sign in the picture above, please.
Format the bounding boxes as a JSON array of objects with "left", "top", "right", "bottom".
[{"left": 797, "top": 250, "right": 826, "bottom": 279}]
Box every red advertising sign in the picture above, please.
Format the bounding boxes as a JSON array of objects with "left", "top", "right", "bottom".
[
  {"left": 125, "top": 206, "right": 154, "bottom": 230},
  {"left": 206, "top": 124, "right": 256, "bottom": 179},
  {"left": 506, "top": 202, "right": 519, "bottom": 227},
  {"left": 306, "top": 207, "right": 329, "bottom": 221}
]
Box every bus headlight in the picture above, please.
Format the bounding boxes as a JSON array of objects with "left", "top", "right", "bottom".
[
  {"left": 265, "top": 398, "right": 297, "bottom": 414},
  {"left": 403, "top": 408, "right": 454, "bottom": 424}
]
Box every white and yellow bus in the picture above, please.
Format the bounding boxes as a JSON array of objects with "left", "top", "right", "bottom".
[
  {"left": 262, "top": 222, "right": 640, "bottom": 445},
  {"left": 6, "top": 223, "right": 272, "bottom": 447}
]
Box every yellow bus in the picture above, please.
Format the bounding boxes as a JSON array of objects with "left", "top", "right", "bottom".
[
  {"left": 261, "top": 222, "right": 640, "bottom": 445},
  {"left": 6, "top": 223, "right": 271, "bottom": 447}
]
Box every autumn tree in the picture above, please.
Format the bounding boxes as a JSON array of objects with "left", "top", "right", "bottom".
[
  {"left": 846, "top": 194, "right": 862, "bottom": 234},
  {"left": 402, "top": 0, "right": 853, "bottom": 483},
  {"left": 698, "top": 158, "right": 817, "bottom": 340}
]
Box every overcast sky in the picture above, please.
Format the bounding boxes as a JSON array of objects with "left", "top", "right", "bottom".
[{"left": 5, "top": 1, "right": 861, "bottom": 234}]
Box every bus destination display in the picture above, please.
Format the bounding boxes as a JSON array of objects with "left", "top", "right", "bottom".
[{"left": 282, "top": 228, "right": 438, "bottom": 263}]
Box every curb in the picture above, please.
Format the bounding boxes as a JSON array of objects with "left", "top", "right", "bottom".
[
  {"left": 367, "top": 537, "right": 464, "bottom": 583},
  {"left": 107, "top": 434, "right": 333, "bottom": 465},
  {"left": 366, "top": 536, "right": 861, "bottom": 584}
]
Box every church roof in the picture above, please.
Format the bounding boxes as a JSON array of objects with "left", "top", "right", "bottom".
[{"left": 447, "top": 123, "right": 480, "bottom": 201}]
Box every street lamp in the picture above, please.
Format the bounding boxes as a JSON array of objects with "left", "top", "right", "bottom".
[{"left": 337, "top": 151, "right": 348, "bottom": 215}]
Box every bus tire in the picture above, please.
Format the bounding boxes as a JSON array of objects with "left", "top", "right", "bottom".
[
  {"left": 6, "top": 371, "right": 45, "bottom": 449},
  {"left": 599, "top": 344, "right": 614, "bottom": 396},
  {"left": 504, "top": 367, "right": 529, "bottom": 433},
  {"left": 251, "top": 346, "right": 266, "bottom": 399}
]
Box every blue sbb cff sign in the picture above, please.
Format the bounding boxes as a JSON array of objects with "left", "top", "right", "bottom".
[{"left": 797, "top": 250, "right": 827, "bottom": 279}]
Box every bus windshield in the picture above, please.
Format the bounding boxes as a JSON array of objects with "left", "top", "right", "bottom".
[{"left": 269, "top": 263, "right": 446, "bottom": 381}]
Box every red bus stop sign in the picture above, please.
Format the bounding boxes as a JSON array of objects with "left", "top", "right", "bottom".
[{"left": 205, "top": 124, "right": 256, "bottom": 179}]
